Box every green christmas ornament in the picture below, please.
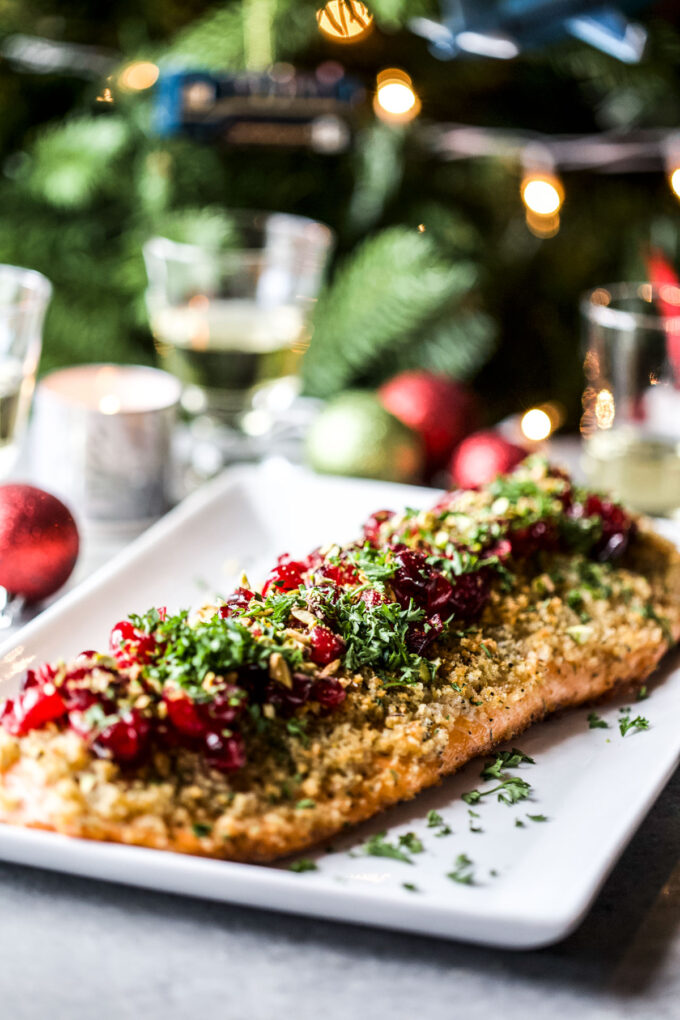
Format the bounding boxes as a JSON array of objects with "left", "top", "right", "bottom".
[{"left": 305, "top": 391, "right": 424, "bottom": 483}]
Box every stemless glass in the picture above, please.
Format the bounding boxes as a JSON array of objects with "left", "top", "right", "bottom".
[
  {"left": 143, "top": 212, "right": 333, "bottom": 436},
  {"left": 580, "top": 282, "right": 680, "bottom": 517},
  {"left": 0, "top": 265, "right": 52, "bottom": 476}
]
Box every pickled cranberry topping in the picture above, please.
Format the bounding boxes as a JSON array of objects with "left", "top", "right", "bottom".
[
  {"left": 583, "top": 494, "right": 635, "bottom": 561},
  {"left": 261, "top": 556, "right": 309, "bottom": 597},
  {"left": 110, "top": 620, "right": 158, "bottom": 668},
  {"left": 164, "top": 693, "right": 208, "bottom": 738},
  {"left": 312, "top": 677, "right": 346, "bottom": 709},
  {"left": 1, "top": 685, "right": 67, "bottom": 737},
  {"left": 363, "top": 510, "right": 395, "bottom": 546},
  {"left": 219, "top": 587, "right": 255, "bottom": 618},
  {"left": 309, "top": 626, "right": 345, "bottom": 665},
  {"left": 509, "top": 519, "right": 559, "bottom": 558},
  {"left": 92, "top": 709, "right": 150, "bottom": 764},
  {"left": 360, "top": 588, "right": 386, "bottom": 608},
  {"left": 318, "top": 561, "right": 360, "bottom": 587},
  {"left": 407, "top": 612, "right": 445, "bottom": 655},
  {"left": 0, "top": 463, "right": 638, "bottom": 777},
  {"left": 265, "top": 673, "right": 314, "bottom": 715},
  {"left": 204, "top": 731, "right": 246, "bottom": 772}
]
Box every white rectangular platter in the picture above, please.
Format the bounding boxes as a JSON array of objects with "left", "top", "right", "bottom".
[{"left": 0, "top": 459, "right": 678, "bottom": 949}]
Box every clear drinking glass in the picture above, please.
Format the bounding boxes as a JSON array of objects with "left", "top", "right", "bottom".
[
  {"left": 0, "top": 265, "right": 52, "bottom": 476},
  {"left": 581, "top": 282, "right": 680, "bottom": 517},
  {"left": 143, "top": 212, "right": 334, "bottom": 433}
]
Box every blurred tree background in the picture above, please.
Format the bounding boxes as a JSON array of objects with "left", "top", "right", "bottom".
[{"left": 1, "top": 0, "right": 680, "bottom": 428}]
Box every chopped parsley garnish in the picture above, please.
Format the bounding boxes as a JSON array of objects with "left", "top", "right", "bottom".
[
  {"left": 289, "top": 858, "right": 318, "bottom": 872},
  {"left": 130, "top": 607, "right": 302, "bottom": 700},
  {"left": 587, "top": 711, "right": 609, "bottom": 729},
  {"left": 515, "top": 818, "right": 525, "bottom": 828},
  {"left": 619, "top": 713, "right": 650, "bottom": 737},
  {"left": 295, "top": 799, "right": 316, "bottom": 810},
  {"left": 468, "top": 809, "right": 482, "bottom": 833},
  {"left": 362, "top": 831, "right": 415, "bottom": 863},
  {"left": 463, "top": 775, "right": 532, "bottom": 807},
  {"left": 480, "top": 748, "right": 534, "bottom": 779},
  {"left": 426, "top": 809, "right": 452, "bottom": 836},
  {"left": 526, "top": 813, "right": 548, "bottom": 822},
  {"left": 345, "top": 543, "right": 398, "bottom": 583},
  {"left": 447, "top": 854, "right": 475, "bottom": 885},
  {"left": 398, "top": 832, "right": 424, "bottom": 855},
  {"left": 402, "top": 882, "right": 419, "bottom": 892},
  {"left": 317, "top": 590, "right": 437, "bottom": 687},
  {"left": 637, "top": 685, "right": 649, "bottom": 701}
]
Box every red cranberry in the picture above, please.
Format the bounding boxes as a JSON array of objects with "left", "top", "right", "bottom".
[
  {"left": 320, "top": 562, "right": 359, "bottom": 587},
  {"left": 22, "top": 669, "right": 39, "bottom": 690},
  {"left": 390, "top": 547, "right": 431, "bottom": 608},
  {"left": 164, "top": 694, "right": 208, "bottom": 738},
  {"left": 363, "top": 510, "right": 395, "bottom": 546},
  {"left": 262, "top": 557, "right": 308, "bottom": 597},
  {"left": 309, "top": 626, "right": 345, "bottom": 665},
  {"left": 109, "top": 620, "right": 157, "bottom": 668},
  {"left": 204, "top": 731, "right": 246, "bottom": 772},
  {"left": 582, "top": 495, "right": 633, "bottom": 561},
  {"left": 219, "top": 588, "right": 255, "bottom": 618},
  {"left": 425, "top": 572, "right": 454, "bottom": 615},
  {"left": 92, "top": 709, "right": 150, "bottom": 764},
  {"left": 449, "top": 571, "right": 491, "bottom": 621},
  {"left": 313, "top": 677, "right": 347, "bottom": 709},
  {"left": 110, "top": 619, "right": 137, "bottom": 647},
  {"left": 510, "top": 519, "right": 559, "bottom": 558},
  {"left": 265, "top": 673, "right": 314, "bottom": 714},
  {"left": 202, "top": 689, "right": 243, "bottom": 728},
  {"left": 2, "top": 684, "right": 68, "bottom": 736},
  {"left": 407, "top": 613, "right": 445, "bottom": 655}
]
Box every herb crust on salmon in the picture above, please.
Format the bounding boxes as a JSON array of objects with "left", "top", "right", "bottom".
[{"left": 0, "top": 458, "right": 678, "bottom": 862}]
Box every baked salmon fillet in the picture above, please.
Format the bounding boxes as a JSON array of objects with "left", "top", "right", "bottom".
[{"left": 0, "top": 457, "right": 678, "bottom": 862}]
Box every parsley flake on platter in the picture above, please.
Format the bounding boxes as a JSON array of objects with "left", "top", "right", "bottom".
[
  {"left": 289, "top": 858, "right": 318, "bottom": 873},
  {"left": 447, "top": 854, "right": 475, "bottom": 885},
  {"left": 618, "top": 712, "right": 650, "bottom": 737},
  {"left": 426, "top": 809, "right": 452, "bottom": 836},
  {"left": 361, "top": 831, "right": 421, "bottom": 863}
]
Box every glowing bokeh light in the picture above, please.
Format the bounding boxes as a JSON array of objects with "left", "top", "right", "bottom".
[
  {"left": 374, "top": 69, "right": 420, "bottom": 122},
  {"left": 119, "top": 61, "right": 160, "bottom": 91},
  {"left": 317, "top": 1, "right": 373, "bottom": 42},
  {"left": 671, "top": 168, "right": 680, "bottom": 198},
  {"left": 522, "top": 178, "right": 563, "bottom": 216},
  {"left": 521, "top": 408, "right": 552, "bottom": 442},
  {"left": 595, "top": 388, "right": 615, "bottom": 430}
]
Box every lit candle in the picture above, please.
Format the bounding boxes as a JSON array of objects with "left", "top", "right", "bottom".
[{"left": 31, "top": 364, "right": 181, "bottom": 523}]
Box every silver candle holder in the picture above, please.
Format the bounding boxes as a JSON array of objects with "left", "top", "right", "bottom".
[{"left": 31, "top": 364, "right": 181, "bottom": 524}]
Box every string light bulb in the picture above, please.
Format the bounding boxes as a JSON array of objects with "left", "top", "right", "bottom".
[
  {"left": 520, "top": 171, "right": 564, "bottom": 238},
  {"left": 374, "top": 69, "right": 420, "bottom": 123},
  {"left": 317, "top": 1, "right": 373, "bottom": 43},
  {"left": 119, "top": 61, "right": 160, "bottom": 92},
  {"left": 670, "top": 167, "right": 680, "bottom": 199}
]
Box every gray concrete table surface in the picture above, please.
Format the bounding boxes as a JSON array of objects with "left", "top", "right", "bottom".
[{"left": 1, "top": 438, "right": 678, "bottom": 1020}]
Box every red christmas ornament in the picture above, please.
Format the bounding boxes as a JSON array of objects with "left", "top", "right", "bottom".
[
  {"left": 0, "top": 485, "right": 79, "bottom": 602},
  {"left": 378, "top": 371, "right": 478, "bottom": 470},
  {"left": 450, "top": 430, "right": 526, "bottom": 489}
]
